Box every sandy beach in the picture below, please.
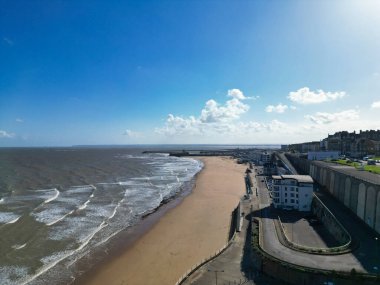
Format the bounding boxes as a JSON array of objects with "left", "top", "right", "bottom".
[{"left": 79, "top": 156, "right": 247, "bottom": 285}]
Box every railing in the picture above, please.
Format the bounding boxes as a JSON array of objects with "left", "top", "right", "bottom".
[
  {"left": 253, "top": 209, "right": 378, "bottom": 283},
  {"left": 174, "top": 230, "right": 237, "bottom": 285},
  {"left": 174, "top": 202, "right": 241, "bottom": 285},
  {"left": 277, "top": 215, "right": 351, "bottom": 254}
]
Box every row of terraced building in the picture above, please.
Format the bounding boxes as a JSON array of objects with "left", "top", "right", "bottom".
[{"left": 286, "top": 129, "right": 380, "bottom": 158}]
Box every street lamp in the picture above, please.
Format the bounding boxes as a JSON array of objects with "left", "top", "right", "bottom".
[
  {"left": 375, "top": 237, "right": 379, "bottom": 272},
  {"left": 208, "top": 269, "right": 224, "bottom": 285}
]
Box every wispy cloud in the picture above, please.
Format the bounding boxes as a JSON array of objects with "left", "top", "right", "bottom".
[
  {"left": 16, "top": 118, "right": 23, "bottom": 123},
  {"left": 3, "top": 37, "right": 14, "bottom": 46},
  {"left": 265, "top": 103, "right": 288, "bottom": 113},
  {"left": 122, "top": 129, "right": 143, "bottom": 139},
  {"left": 371, "top": 101, "right": 380, "bottom": 108},
  {"left": 305, "top": 109, "right": 359, "bottom": 125},
  {"left": 0, "top": 130, "right": 15, "bottom": 138},
  {"left": 288, "top": 87, "right": 346, "bottom": 104}
]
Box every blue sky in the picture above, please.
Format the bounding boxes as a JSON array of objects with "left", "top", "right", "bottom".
[{"left": 1, "top": 0, "right": 379, "bottom": 146}]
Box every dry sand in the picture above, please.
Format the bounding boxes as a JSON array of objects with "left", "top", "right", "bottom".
[{"left": 80, "top": 156, "right": 246, "bottom": 285}]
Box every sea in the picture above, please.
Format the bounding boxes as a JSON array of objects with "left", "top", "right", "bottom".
[{"left": 0, "top": 145, "right": 278, "bottom": 285}]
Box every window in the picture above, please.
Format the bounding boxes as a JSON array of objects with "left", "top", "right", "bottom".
[
  {"left": 285, "top": 199, "right": 288, "bottom": 203},
  {"left": 305, "top": 194, "right": 308, "bottom": 197},
  {"left": 296, "top": 194, "right": 298, "bottom": 198},
  {"left": 290, "top": 193, "right": 294, "bottom": 197},
  {"left": 296, "top": 188, "right": 298, "bottom": 192},
  {"left": 291, "top": 187, "right": 294, "bottom": 191},
  {"left": 285, "top": 193, "right": 288, "bottom": 197},
  {"left": 296, "top": 200, "right": 299, "bottom": 204},
  {"left": 290, "top": 199, "right": 295, "bottom": 203},
  {"left": 285, "top": 187, "right": 287, "bottom": 191}
]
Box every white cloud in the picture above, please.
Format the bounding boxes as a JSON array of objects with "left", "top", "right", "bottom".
[
  {"left": 265, "top": 103, "right": 288, "bottom": 113},
  {"left": 290, "top": 106, "right": 297, "bottom": 110},
  {"left": 305, "top": 109, "right": 359, "bottom": 125},
  {"left": 123, "top": 129, "right": 142, "bottom": 138},
  {"left": 156, "top": 89, "right": 251, "bottom": 137},
  {"left": 199, "top": 97, "right": 249, "bottom": 123},
  {"left": 0, "top": 130, "right": 14, "bottom": 138},
  {"left": 228, "top": 89, "right": 246, "bottom": 100},
  {"left": 288, "top": 87, "right": 346, "bottom": 104},
  {"left": 227, "top": 88, "right": 259, "bottom": 100},
  {"left": 16, "top": 118, "right": 23, "bottom": 123},
  {"left": 371, "top": 101, "right": 380, "bottom": 108}
]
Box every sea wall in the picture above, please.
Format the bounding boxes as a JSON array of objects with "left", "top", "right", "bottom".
[
  {"left": 285, "top": 154, "right": 380, "bottom": 234},
  {"left": 311, "top": 196, "right": 350, "bottom": 246},
  {"left": 252, "top": 219, "right": 378, "bottom": 285}
]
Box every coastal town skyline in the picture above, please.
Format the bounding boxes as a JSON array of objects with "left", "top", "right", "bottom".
[{"left": 1, "top": 0, "right": 380, "bottom": 146}]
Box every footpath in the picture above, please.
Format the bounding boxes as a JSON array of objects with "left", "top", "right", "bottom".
[{"left": 181, "top": 194, "right": 276, "bottom": 285}]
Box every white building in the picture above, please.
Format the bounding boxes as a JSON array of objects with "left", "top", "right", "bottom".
[
  {"left": 270, "top": 175, "right": 314, "bottom": 211},
  {"left": 261, "top": 152, "right": 271, "bottom": 164}
]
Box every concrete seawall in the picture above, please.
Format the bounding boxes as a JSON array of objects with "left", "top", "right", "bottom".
[{"left": 286, "top": 154, "right": 380, "bottom": 234}]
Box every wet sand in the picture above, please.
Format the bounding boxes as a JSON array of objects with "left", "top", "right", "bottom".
[{"left": 79, "top": 156, "right": 247, "bottom": 285}]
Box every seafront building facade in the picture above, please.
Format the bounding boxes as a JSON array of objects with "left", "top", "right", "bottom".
[
  {"left": 307, "top": 151, "right": 340, "bottom": 161},
  {"left": 286, "top": 129, "right": 380, "bottom": 158},
  {"left": 270, "top": 175, "right": 314, "bottom": 211}
]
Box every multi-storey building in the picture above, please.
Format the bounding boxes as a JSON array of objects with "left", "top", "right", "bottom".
[
  {"left": 289, "top": 130, "right": 380, "bottom": 157},
  {"left": 261, "top": 152, "right": 272, "bottom": 164},
  {"left": 270, "top": 175, "right": 314, "bottom": 211}
]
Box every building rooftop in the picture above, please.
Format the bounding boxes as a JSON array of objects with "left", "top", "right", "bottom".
[{"left": 272, "top": 175, "right": 314, "bottom": 183}]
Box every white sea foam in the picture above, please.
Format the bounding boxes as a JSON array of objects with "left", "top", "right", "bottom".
[
  {"left": 0, "top": 212, "right": 21, "bottom": 224},
  {"left": 6, "top": 216, "right": 21, "bottom": 224},
  {"left": 0, "top": 266, "right": 29, "bottom": 285},
  {"left": 78, "top": 200, "right": 90, "bottom": 210},
  {"left": 12, "top": 243, "right": 27, "bottom": 250},
  {"left": 43, "top": 189, "right": 60, "bottom": 204},
  {"left": 19, "top": 250, "right": 74, "bottom": 285},
  {"left": 46, "top": 210, "right": 74, "bottom": 226}
]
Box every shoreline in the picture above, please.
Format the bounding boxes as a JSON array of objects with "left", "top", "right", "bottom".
[{"left": 75, "top": 156, "right": 246, "bottom": 285}]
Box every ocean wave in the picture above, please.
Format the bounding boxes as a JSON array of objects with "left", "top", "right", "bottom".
[
  {"left": 43, "top": 189, "right": 60, "bottom": 204},
  {"left": 0, "top": 151, "right": 204, "bottom": 285},
  {"left": 12, "top": 243, "right": 27, "bottom": 250},
  {"left": 6, "top": 216, "right": 21, "bottom": 224},
  {"left": 78, "top": 200, "right": 90, "bottom": 211},
  {"left": 46, "top": 210, "right": 74, "bottom": 226},
  {"left": 0, "top": 212, "right": 21, "bottom": 224},
  {"left": 0, "top": 266, "right": 29, "bottom": 285}
]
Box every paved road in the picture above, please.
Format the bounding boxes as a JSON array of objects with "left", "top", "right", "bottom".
[{"left": 255, "top": 167, "right": 367, "bottom": 273}]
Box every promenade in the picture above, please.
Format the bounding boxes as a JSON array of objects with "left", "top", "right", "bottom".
[
  {"left": 181, "top": 194, "right": 275, "bottom": 285},
  {"left": 180, "top": 165, "right": 380, "bottom": 285}
]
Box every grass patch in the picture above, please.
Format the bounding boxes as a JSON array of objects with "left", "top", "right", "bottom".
[
  {"left": 364, "top": 165, "right": 380, "bottom": 174},
  {"left": 333, "top": 160, "right": 380, "bottom": 174}
]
